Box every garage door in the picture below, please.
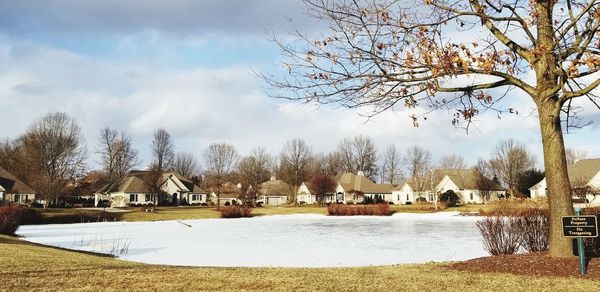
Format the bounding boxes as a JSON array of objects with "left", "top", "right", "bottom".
[{"left": 266, "top": 197, "right": 281, "bottom": 206}]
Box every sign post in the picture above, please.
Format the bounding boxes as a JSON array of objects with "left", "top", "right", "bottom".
[{"left": 562, "top": 208, "right": 599, "bottom": 275}]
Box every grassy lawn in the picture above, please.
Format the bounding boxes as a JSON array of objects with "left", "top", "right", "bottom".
[
  {"left": 33, "top": 199, "right": 549, "bottom": 224},
  {"left": 1, "top": 234, "right": 599, "bottom": 291}
]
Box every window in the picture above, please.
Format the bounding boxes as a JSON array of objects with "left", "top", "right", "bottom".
[
  {"left": 130, "top": 194, "right": 138, "bottom": 202},
  {"left": 145, "top": 195, "right": 150, "bottom": 201},
  {"left": 406, "top": 194, "right": 409, "bottom": 201},
  {"left": 470, "top": 193, "right": 473, "bottom": 200},
  {"left": 192, "top": 194, "right": 199, "bottom": 201}
]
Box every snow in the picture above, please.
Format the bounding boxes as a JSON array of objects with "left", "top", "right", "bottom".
[{"left": 16, "top": 212, "right": 488, "bottom": 268}]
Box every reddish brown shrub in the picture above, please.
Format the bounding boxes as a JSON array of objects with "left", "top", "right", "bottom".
[
  {"left": 327, "top": 204, "right": 391, "bottom": 216},
  {"left": 516, "top": 208, "right": 549, "bottom": 252},
  {"left": 220, "top": 206, "right": 252, "bottom": 218},
  {"left": 0, "top": 206, "right": 41, "bottom": 235},
  {"left": 476, "top": 216, "right": 521, "bottom": 255}
]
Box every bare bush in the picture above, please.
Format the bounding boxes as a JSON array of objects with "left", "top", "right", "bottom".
[
  {"left": 476, "top": 216, "right": 521, "bottom": 256},
  {"left": 517, "top": 208, "right": 549, "bottom": 253}
]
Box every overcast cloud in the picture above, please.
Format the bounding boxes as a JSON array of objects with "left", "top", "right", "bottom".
[{"left": 0, "top": 1, "right": 598, "bottom": 173}]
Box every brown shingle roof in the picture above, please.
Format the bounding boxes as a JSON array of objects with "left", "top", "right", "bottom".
[
  {"left": 568, "top": 159, "right": 600, "bottom": 186},
  {"left": 216, "top": 182, "right": 242, "bottom": 199},
  {"left": 0, "top": 166, "right": 35, "bottom": 194},
  {"left": 259, "top": 179, "right": 292, "bottom": 197},
  {"left": 100, "top": 170, "right": 206, "bottom": 194},
  {"left": 397, "top": 169, "right": 502, "bottom": 191},
  {"left": 337, "top": 172, "right": 394, "bottom": 194}
]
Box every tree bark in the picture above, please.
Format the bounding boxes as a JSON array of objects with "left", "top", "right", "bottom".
[{"left": 537, "top": 100, "right": 574, "bottom": 257}]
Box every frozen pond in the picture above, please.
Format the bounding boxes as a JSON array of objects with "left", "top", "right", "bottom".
[{"left": 16, "top": 212, "right": 487, "bottom": 267}]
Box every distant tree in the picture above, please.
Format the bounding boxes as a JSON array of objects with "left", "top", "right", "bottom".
[
  {"left": 203, "top": 143, "right": 239, "bottom": 210},
  {"left": 172, "top": 152, "right": 200, "bottom": 178},
  {"left": 17, "top": 112, "right": 87, "bottom": 206},
  {"left": 278, "top": 139, "right": 313, "bottom": 203},
  {"left": 311, "top": 151, "right": 345, "bottom": 177},
  {"left": 151, "top": 128, "right": 175, "bottom": 171},
  {"left": 309, "top": 174, "right": 337, "bottom": 205},
  {"left": 489, "top": 139, "right": 535, "bottom": 197},
  {"left": 337, "top": 135, "right": 378, "bottom": 179},
  {"left": 517, "top": 169, "right": 546, "bottom": 198},
  {"left": 439, "top": 154, "right": 466, "bottom": 169},
  {"left": 238, "top": 147, "right": 273, "bottom": 193},
  {"left": 381, "top": 144, "right": 403, "bottom": 184},
  {"left": 144, "top": 164, "right": 164, "bottom": 206},
  {"left": 473, "top": 158, "right": 497, "bottom": 202},
  {"left": 403, "top": 146, "right": 432, "bottom": 199},
  {"left": 566, "top": 148, "right": 588, "bottom": 165},
  {"left": 98, "top": 128, "right": 139, "bottom": 190}
]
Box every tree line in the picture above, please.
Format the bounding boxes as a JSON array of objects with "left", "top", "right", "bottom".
[{"left": 2, "top": 112, "right": 588, "bottom": 207}]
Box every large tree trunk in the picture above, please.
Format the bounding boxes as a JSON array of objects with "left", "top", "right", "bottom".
[{"left": 538, "top": 100, "right": 574, "bottom": 257}]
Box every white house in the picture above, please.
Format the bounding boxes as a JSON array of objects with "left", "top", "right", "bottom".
[
  {"left": 258, "top": 177, "right": 291, "bottom": 206},
  {"left": 297, "top": 181, "right": 336, "bottom": 204},
  {"left": 434, "top": 169, "right": 504, "bottom": 204},
  {"left": 392, "top": 169, "right": 504, "bottom": 205},
  {"left": 529, "top": 158, "right": 600, "bottom": 205},
  {"left": 0, "top": 166, "right": 36, "bottom": 204},
  {"left": 96, "top": 170, "right": 207, "bottom": 207},
  {"left": 335, "top": 171, "right": 395, "bottom": 204}
]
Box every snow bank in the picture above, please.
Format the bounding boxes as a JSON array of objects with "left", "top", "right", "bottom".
[{"left": 16, "top": 213, "right": 486, "bottom": 268}]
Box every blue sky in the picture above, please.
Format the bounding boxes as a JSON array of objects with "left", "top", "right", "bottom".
[{"left": 0, "top": 0, "right": 598, "bottom": 171}]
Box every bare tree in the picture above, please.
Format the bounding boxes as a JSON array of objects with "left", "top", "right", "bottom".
[
  {"left": 489, "top": 139, "right": 535, "bottom": 198},
  {"left": 403, "top": 146, "right": 432, "bottom": 199},
  {"left": 98, "top": 128, "right": 139, "bottom": 189},
  {"left": 311, "top": 151, "right": 345, "bottom": 177},
  {"left": 309, "top": 174, "right": 337, "bottom": 205},
  {"left": 382, "top": 144, "right": 403, "bottom": 184},
  {"left": 203, "top": 142, "right": 240, "bottom": 210},
  {"left": 566, "top": 148, "right": 588, "bottom": 164},
  {"left": 18, "top": 112, "right": 87, "bottom": 206},
  {"left": 439, "top": 154, "right": 467, "bottom": 169},
  {"left": 151, "top": 128, "right": 175, "bottom": 171},
  {"left": 264, "top": 0, "right": 600, "bottom": 257},
  {"left": 337, "top": 135, "right": 378, "bottom": 179},
  {"left": 238, "top": 147, "right": 274, "bottom": 202},
  {"left": 473, "top": 158, "right": 497, "bottom": 202},
  {"left": 278, "top": 139, "right": 313, "bottom": 203},
  {"left": 172, "top": 152, "right": 200, "bottom": 178}
]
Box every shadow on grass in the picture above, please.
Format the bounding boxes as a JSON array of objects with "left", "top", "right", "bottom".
[{"left": 0, "top": 235, "right": 116, "bottom": 258}]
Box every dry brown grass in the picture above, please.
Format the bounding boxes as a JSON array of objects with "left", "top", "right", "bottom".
[{"left": 2, "top": 235, "right": 600, "bottom": 291}]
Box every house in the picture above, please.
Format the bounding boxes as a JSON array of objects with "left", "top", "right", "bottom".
[
  {"left": 392, "top": 169, "right": 504, "bottom": 205},
  {"left": 434, "top": 169, "right": 504, "bottom": 204},
  {"left": 335, "top": 171, "right": 395, "bottom": 204},
  {"left": 258, "top": 177, "right": 291, "bottom": 206},
  {"left": 296, "top": 181, "right": 316, "bottom": 204},
  {"left": 391, "top": 171, "right": 444, "bottom": 205},
  {"left": 529, "top": 158, "right": 600, "bottom": 205},
  {"left": 209, "top": 182, "right": 243, "bottom": 206},
  {"left": 96, "top": 170, "right": 207, "bottom": 207},
  {"left": 0, "top": 166, "right": 36, "bottom": 205}
]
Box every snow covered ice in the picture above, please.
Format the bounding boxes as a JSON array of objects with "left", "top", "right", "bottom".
[{"left": 16, "top": 212, "right": 488, "bottom": 267}]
